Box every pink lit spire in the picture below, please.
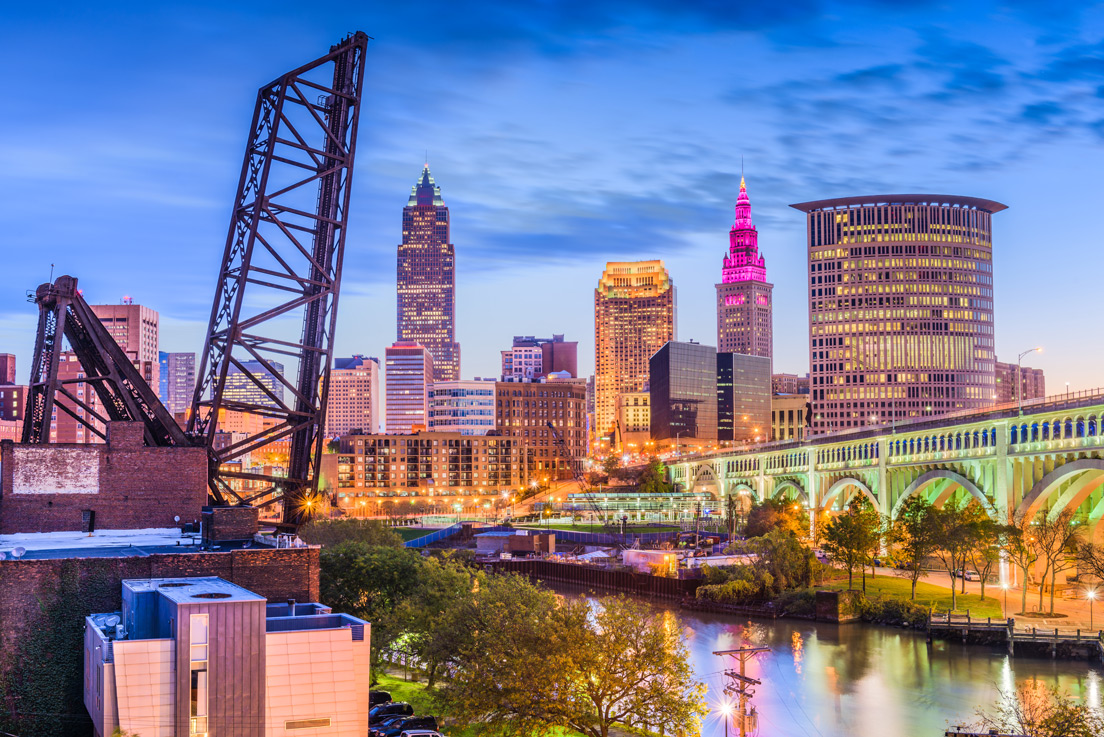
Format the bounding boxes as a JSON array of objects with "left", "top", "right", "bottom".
[{"left": 721, "top": 176, "right": 767, "bottom": 284}]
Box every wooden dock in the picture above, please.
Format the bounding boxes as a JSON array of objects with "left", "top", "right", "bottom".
[{"left": 928, "top": 612, "right": 1104, "bottom": 660}]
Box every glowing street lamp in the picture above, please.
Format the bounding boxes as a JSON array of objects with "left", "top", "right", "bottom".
[
  {"left": 1016, "top": 346, "right": 1042, "bottom": 416},
  {"left": 719, "top": 700, "right": 733, "bottom": 737},
  {"left": 1001, "top": 582, "right": 1009, "bottom": 618},
  {"left": 1088, "top": 587, "right": 1097, "bottom": 631}
]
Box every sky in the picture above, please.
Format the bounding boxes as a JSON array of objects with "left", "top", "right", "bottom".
[{"left": 2, "top": 0, "right": 1103, "bottom": 391}]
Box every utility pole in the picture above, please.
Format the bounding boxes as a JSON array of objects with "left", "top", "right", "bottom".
[{"left": 714, "top": 646, "right": 769, "bottom": 737}]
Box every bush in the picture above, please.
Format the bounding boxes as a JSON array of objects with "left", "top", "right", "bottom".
[
  {"left": 696, "top": 578, "right": 763, "bottom": 605},
  {"left": 299, "top": 518, "right": 404, "bottom": 548},
  {"left": 858, "top": 595, "right": 928, "bottom": 628},
  {"left": 773, "top": 589, "right": 817, "bottom": 616}
]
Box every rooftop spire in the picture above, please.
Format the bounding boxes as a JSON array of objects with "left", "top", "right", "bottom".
[
  {"left": 721, "top": 176, "right": 767, "bottom": 284},
  {"left": 408, "top": 163, "right": 445, "bottom": 207}
]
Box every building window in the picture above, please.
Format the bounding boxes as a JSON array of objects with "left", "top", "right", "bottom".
[{"left": 190, "top": 614, "right": 209, "bottom": 736}]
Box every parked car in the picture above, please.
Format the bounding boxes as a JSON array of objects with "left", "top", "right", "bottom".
[
  {"left": 400, "top": 730, "right": 443, "bottom": 737},
  {"left": 378, "top": 716, "right": 439, "bottom": 737},
  {"left": 369, "top": 690, "right": 393, "bottom": 707},
  {"left": 962, "top": 570, "right": 981, "bottom": 582},
  {"left": 369, "top": 702, "right": 414, "bottom": 728},
  {"left": 370, "top": 714, "right": 414, "bottom": 737}
]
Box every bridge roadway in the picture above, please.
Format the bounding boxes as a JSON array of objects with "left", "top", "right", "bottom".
[{"left": 669, "top": 388, "right": 1104, "bottom": 546}]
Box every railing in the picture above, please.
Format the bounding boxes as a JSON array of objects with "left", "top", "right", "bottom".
[{"left": 403, "top": 524, "right": 463, "bottom": 548}]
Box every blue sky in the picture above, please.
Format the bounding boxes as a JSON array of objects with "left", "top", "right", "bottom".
[{"left": 2, "top": 1, "right": 1102, "bottom": 390}]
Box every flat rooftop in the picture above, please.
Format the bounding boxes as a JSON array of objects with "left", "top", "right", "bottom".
[
  {"left": 124, "top": 576, "right": 264, "bottom": 605},
  {"left": 0, "top": 527, "right": 279, "bottom": 560}
]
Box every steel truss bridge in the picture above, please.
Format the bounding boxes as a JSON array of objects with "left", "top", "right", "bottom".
[{"left": 669, "top": 389, "right": 1104, "bottom": 546}]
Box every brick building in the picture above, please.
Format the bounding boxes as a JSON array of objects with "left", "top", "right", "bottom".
[
  {"left": 0, "top": 421, "right": 207, "bottom": 534},
  {"left": 995, "top": 360, "right": 1046, "bottom": 404},
  {"left": 495, "top": 377, "right": 587, "bottom": 482}
]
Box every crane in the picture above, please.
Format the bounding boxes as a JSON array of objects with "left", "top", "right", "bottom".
[{"left": 546, "top": 422, "right": 619, "bottom": 533}]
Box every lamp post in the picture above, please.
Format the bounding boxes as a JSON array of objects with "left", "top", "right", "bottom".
[
  {"left": 675, "top": 431, "right": 684, "bottom": 457},
  {"left": 1089, "top": 588, "right": 1097, "bottom": 631},
  {"left": 720, "top": 701, "right": 733, "bottom": 737},
  {"left": 1016, "top": 347, "right": 1042, "bottom": 416},
  {"left": 1001, "top": 583, "right": 1009, "bottom": 619}
]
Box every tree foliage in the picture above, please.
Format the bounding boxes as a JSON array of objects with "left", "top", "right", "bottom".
[
  {"left": 931, "top": 502, "right": 974, "bottom": 611},
  {"left": 635, "top": 457, "right": 671, "bottom": 495},
  {"left": 974, "top": 682, "right": 1104, "bottom": 737},
  {"left": 888, "top": 496, "right": 940, "bottom": 600},
  {"left": 744, "top": 498, "right": 806, "bottom": 539},
  {"left": 820, "top": 496, "right": 882, "bottom": 592},
  {"left": 299, "top": 517, "right": 405, "bottom": 548}
]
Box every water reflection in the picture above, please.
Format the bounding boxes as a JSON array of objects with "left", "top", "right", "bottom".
[{"left": 556, "top": 587, "right": 1103, "bottom": 737}]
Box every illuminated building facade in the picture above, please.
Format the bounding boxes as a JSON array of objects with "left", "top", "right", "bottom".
[
  {"left": 791, "top": 194, "right": 1005, "bottom": 433},
  {"left": 224, "top": 360, "right": 285, "bottom": 410},
  {"left": 326, "top": 356, "right": 382, "bottom": 437},
  {"left": 397, "top": 165, "right": 460, "bottom": 381},
  {"left": 615, "top": 391, "right": 650, "bottom": 453},
  {"left": 91, "top": 302, "right": 160, "bottom": 393},
  {"left": 158, "top": 352, "right": 195, "bottom": 416},
  {"left": 594, "top": 261, "right": 676, "bottom": 439},
  {"left": 995, "top": 360, "right": 1046, "bottom": 404},
  {"left": 771, "top": 393, "right": 809, "bottom": 442},
  {"left": 717, "top": 352, "right": 771, "bottom": 443},
  {"left": 649, "top": 341, "right": 718, "bottom": 443},
  {"left": 384, "top": 342, "right": 433, "bottom": 434},
  {"left": 716, "top": 178, "right": 773, "bottom": 359},
  {"left": 500, "top": 335, "right": 578, "bottom": 380},
  {"left": 429, "top": 379, "right": 496, "bottom": 435},
  {"left": 494, "top": 377, "right": 587, "bottom": 482}
]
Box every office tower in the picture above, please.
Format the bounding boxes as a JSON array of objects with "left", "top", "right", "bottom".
[
  {"left": 225, "top": 360, "right": 285, "bottom": 410},
  {"left": 428, "top": 379, "right": 496, "bottom": 435},
  {"left": 649, "top": 341, "right": 718, "bottom": 444},
  {"left": 494, "top": 376, "right": 587, "bottom": 482},
  {"left": 397, "top": 165, "right": 460, "bottom": 381},
  {"left": 791, "top": 194, "right": 1005, "bottom": 433},
  {"left": 500, "top": 334, "right": 578, "bottom": 380},
  {"left": 91, "top": 302, "right": 160, "bottom": 392},
  {"left": 594, "top": 260, "right": 676, "bottom": 439},
  {"left": 385, "top": 342, "right": 434, "bottom": 433},
  {"left": 772, "top": 393, "right": 809, "bottom": 442},
  {"left": 995, "top": 360, "right": 1046, "bottom": 404},
  {"left": 158, "top": 352, "right": 196, "bottom": 416},
  {"left": 771, "top": 373, "right": 810, "bottom": 395},
  {"left": 717, "top": 352, "right": 772, "bottom": 443},
  {"left": 716, "top": 177, "right": 773, "bottom": 359},
  {"left": 0, "top": 354, "right": 24, "bottom": 423},
  {"left": 615, "top": 391, "right": 651, "bottom": 453},
  {"left": 326, "top": 356, "right": 382, "bottom": 437}
]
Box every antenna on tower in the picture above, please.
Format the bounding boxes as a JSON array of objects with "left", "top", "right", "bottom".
[
  {"left": 49, "top": 263, "right": 54, "bottom": 282},
  {"left": 741, "top": 156, "right": 744, "bottom": 179}
]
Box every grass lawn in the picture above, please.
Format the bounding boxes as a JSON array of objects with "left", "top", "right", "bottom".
[
  {"left": 393, "top": 527, "right": 434, "bottom": 541},
  {"left": 821, "top": 574, "right": 1004, "bottom": 618},
  {"left": 374, "top": 670, "right": 586, "bottom": 737}
]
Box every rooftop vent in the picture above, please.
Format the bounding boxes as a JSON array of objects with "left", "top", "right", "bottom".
[{"left": 192, "top": 592, "right": 232, "bottom": 600}]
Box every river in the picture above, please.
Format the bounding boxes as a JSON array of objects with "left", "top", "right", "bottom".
[{"left": 557, "top": 588, "right": 1104, "bottom": 737}]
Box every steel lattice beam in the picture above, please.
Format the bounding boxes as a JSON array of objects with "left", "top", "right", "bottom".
[{"left": 189, "top": 33, "right": 368, "bottom": 521}]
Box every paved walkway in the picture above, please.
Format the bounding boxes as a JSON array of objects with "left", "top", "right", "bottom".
[{"left": 874, "top": 566, "right": 1103, "bottom": 632}]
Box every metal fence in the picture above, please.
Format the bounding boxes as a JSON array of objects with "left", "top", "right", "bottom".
[{"left": 403, "top": 524, "right": 463, "bottom": 548}]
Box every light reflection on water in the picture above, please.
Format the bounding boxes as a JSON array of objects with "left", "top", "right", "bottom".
[{"left": 556, "top": 587, "right": 1103, "bottom": 737}]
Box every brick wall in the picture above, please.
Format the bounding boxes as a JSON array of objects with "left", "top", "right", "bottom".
[
  {"left": 0, "top": 547, "right": 320, "bottom": 659},
  {"left": 0, "top": 421, "right": 208, "bottom": 534}
]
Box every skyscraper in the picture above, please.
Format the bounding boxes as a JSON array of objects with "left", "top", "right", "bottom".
[
  {"left": 158, "top": 352, "right": 196, "bottom": 416},
  {"left": 791, "top": 194, "right": 1005, "bottom": 433},
  {"left": 716, "top": 177, "right": 773, "bottom": 359},
  {"left": 91, "top": 302, "right": 159, "bottom": 394},
  {"left": 594, "top": 260, "right": 676, "bottom": 439},
  {"left": 326, "top": 356, "right": 382, "bottom": 437},
  {"left": 500, "top": 335, "right": 578, "bottom": 380},
  {"left": 717, "top": 352, "right": 772, "bottom": 443},
  {"left": 649, "top": 341, "right": 718, "bottom": 444},
  {"left": 397, "top": 165, "right": 460, "bottom": 381},
  {"left": 224, "top": 360, "right": 285, "bottom": 410},
  {"left": 429, "top": 379, "right": 496, "bottom": 435},
  {"left": 385, "top": 342, "right": 434, "bottom": 433}
]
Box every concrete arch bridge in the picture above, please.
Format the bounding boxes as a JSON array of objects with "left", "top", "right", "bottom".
[{"left": 668, "top": 391, "right": 1104, "bottom": 546}]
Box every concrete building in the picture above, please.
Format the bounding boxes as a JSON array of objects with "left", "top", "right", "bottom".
[
  {"left": 397, "top": 165, "right": 460, "bottom": 381},
  {"left": 771, "top": 373, "right": 810, "bottom": 395},
  {"left": 594, "top": 261, "right": 676, "bottom": 440},
  {"left": 495, "top": 376, "right": 588, "bottom": 482},
  {"left": 772, "top": 393, "right": 809, "bottom": 442},
  {"left": 717, "top": 353, "right": 771, "bottom": 443},
  {"left": 791, "top": 194, "right": 1005, "bottom": 433},
  {"left": 326, "top": 356, "right": 382, "bottom": 437},
  {"left": 91, "top": 302, "right": 160, "bottom": 392},
  {"left": 500, "top": 335, "right": 578, "bottom": 380},
  {"left": 615, "top": 391, "right": 650, "bottom": 454},
  {"left": 428, "top": 379, "right": 496, "bottom": 435},
  {"left": 384, "top": 342, "right": 433, "bottom": 434},
  {"left": 995, "top": 360, "right": 1046, "bottom": 404},
  {"left": 649, "top": 341, "right": 718, "bottom": 444},
  {"left": 84, "top": 577, "right": 370, "bottom": 737},
  {"left": 0, "top": 353, "right": 16, "bottom": 384},
  {"left": 716, "top": 177, "right": 773, "bottom": 359},
  {"left": 159, "top": 352, "right": 196, "bottom": 416},
  {"left": 225, "top": 360, "right": 285, "bottom": 411}
]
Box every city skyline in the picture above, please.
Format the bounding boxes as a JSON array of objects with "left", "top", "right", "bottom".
[{"left": 2, "top": 2, "right": 1102, "bottom": 393}]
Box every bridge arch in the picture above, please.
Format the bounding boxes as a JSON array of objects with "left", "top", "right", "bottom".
[
  {"left": 820, "top": 477, "right": 878, "bottom": 513},
  {"left": 771, "top": 479, "right": 809, "bottom": 506},
  {"left": 891, "top": 469, "right": 997, "bottom": 519},
  {"left": 727, "top": 481, "right": 760, "bottom": 502},
  {"left": 688, "top": 464, "right": 723, "bottom": 500},
  {"left": 1016, "top": 459, "right": 1104, "bottom": 523}
]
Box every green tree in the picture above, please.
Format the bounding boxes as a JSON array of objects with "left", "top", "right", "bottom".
[
  {"left": 962, "top": 508, "right": 1008, "bottom": 601},
  {"left": 1031, "top": 509, "right": 1080, "bottom": 615},
  {"left": 558, "top": 596, "right": 708, "bottom": 737},
  {"left": 298, "top": 518, "right": 404, "bottom": 548},
  {"left": 889, "top": 495, "right": 940, "bottom": 600},
  {"left": 931, "top": 502, "right": 974, "bottom": 611},
  {"left": 601, "top": 454, "right": 621, "bottom": 477},
  {"left": 635, "top": 457, "right": 670, "bottom": 495},
  {"left": 974, "top": 682, "right": 1104, "bottom": 737},
  {"left": 1002, "top": 519, "right": 1038, "bottom": 615},
  {"left": 737, "top": 528, "right": 819, "bottom": 594},
  {"left": 820, "top": 496, "right": 882, "bottom": 592},
  {"left": 745, "top": 498, "right": 806, "bottom": 539}
]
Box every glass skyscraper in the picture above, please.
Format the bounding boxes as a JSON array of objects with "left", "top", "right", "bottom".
[
  {"left": 791, "top": 194, "right": 1005, "bottom": 433},
  {"left": 397, "top": 165, "right": 460, "bottom": 382},
  {"left": 649, "top": 341, "right": 718, "bottom": 442},
  {"left": 717, "top": 352, "right": 771, "bottom": 443}
]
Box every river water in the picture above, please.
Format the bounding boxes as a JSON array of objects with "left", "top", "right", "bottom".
[{"left": 556, "top": 588, "right": 1104, "bottom": 737}]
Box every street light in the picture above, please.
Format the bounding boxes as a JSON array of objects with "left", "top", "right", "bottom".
[
  {"left": 1016, "top": 347, "right": 1042, "bottom": 416},
  {"left": 720, "top": 700, "right": 733, "bottom": 737},
  {"left": 1001, "top": 583, "right": 1009, "bottom": 619},
  {"left": 1088, "top": 587, "right": 1097, "bottom": 631}
]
